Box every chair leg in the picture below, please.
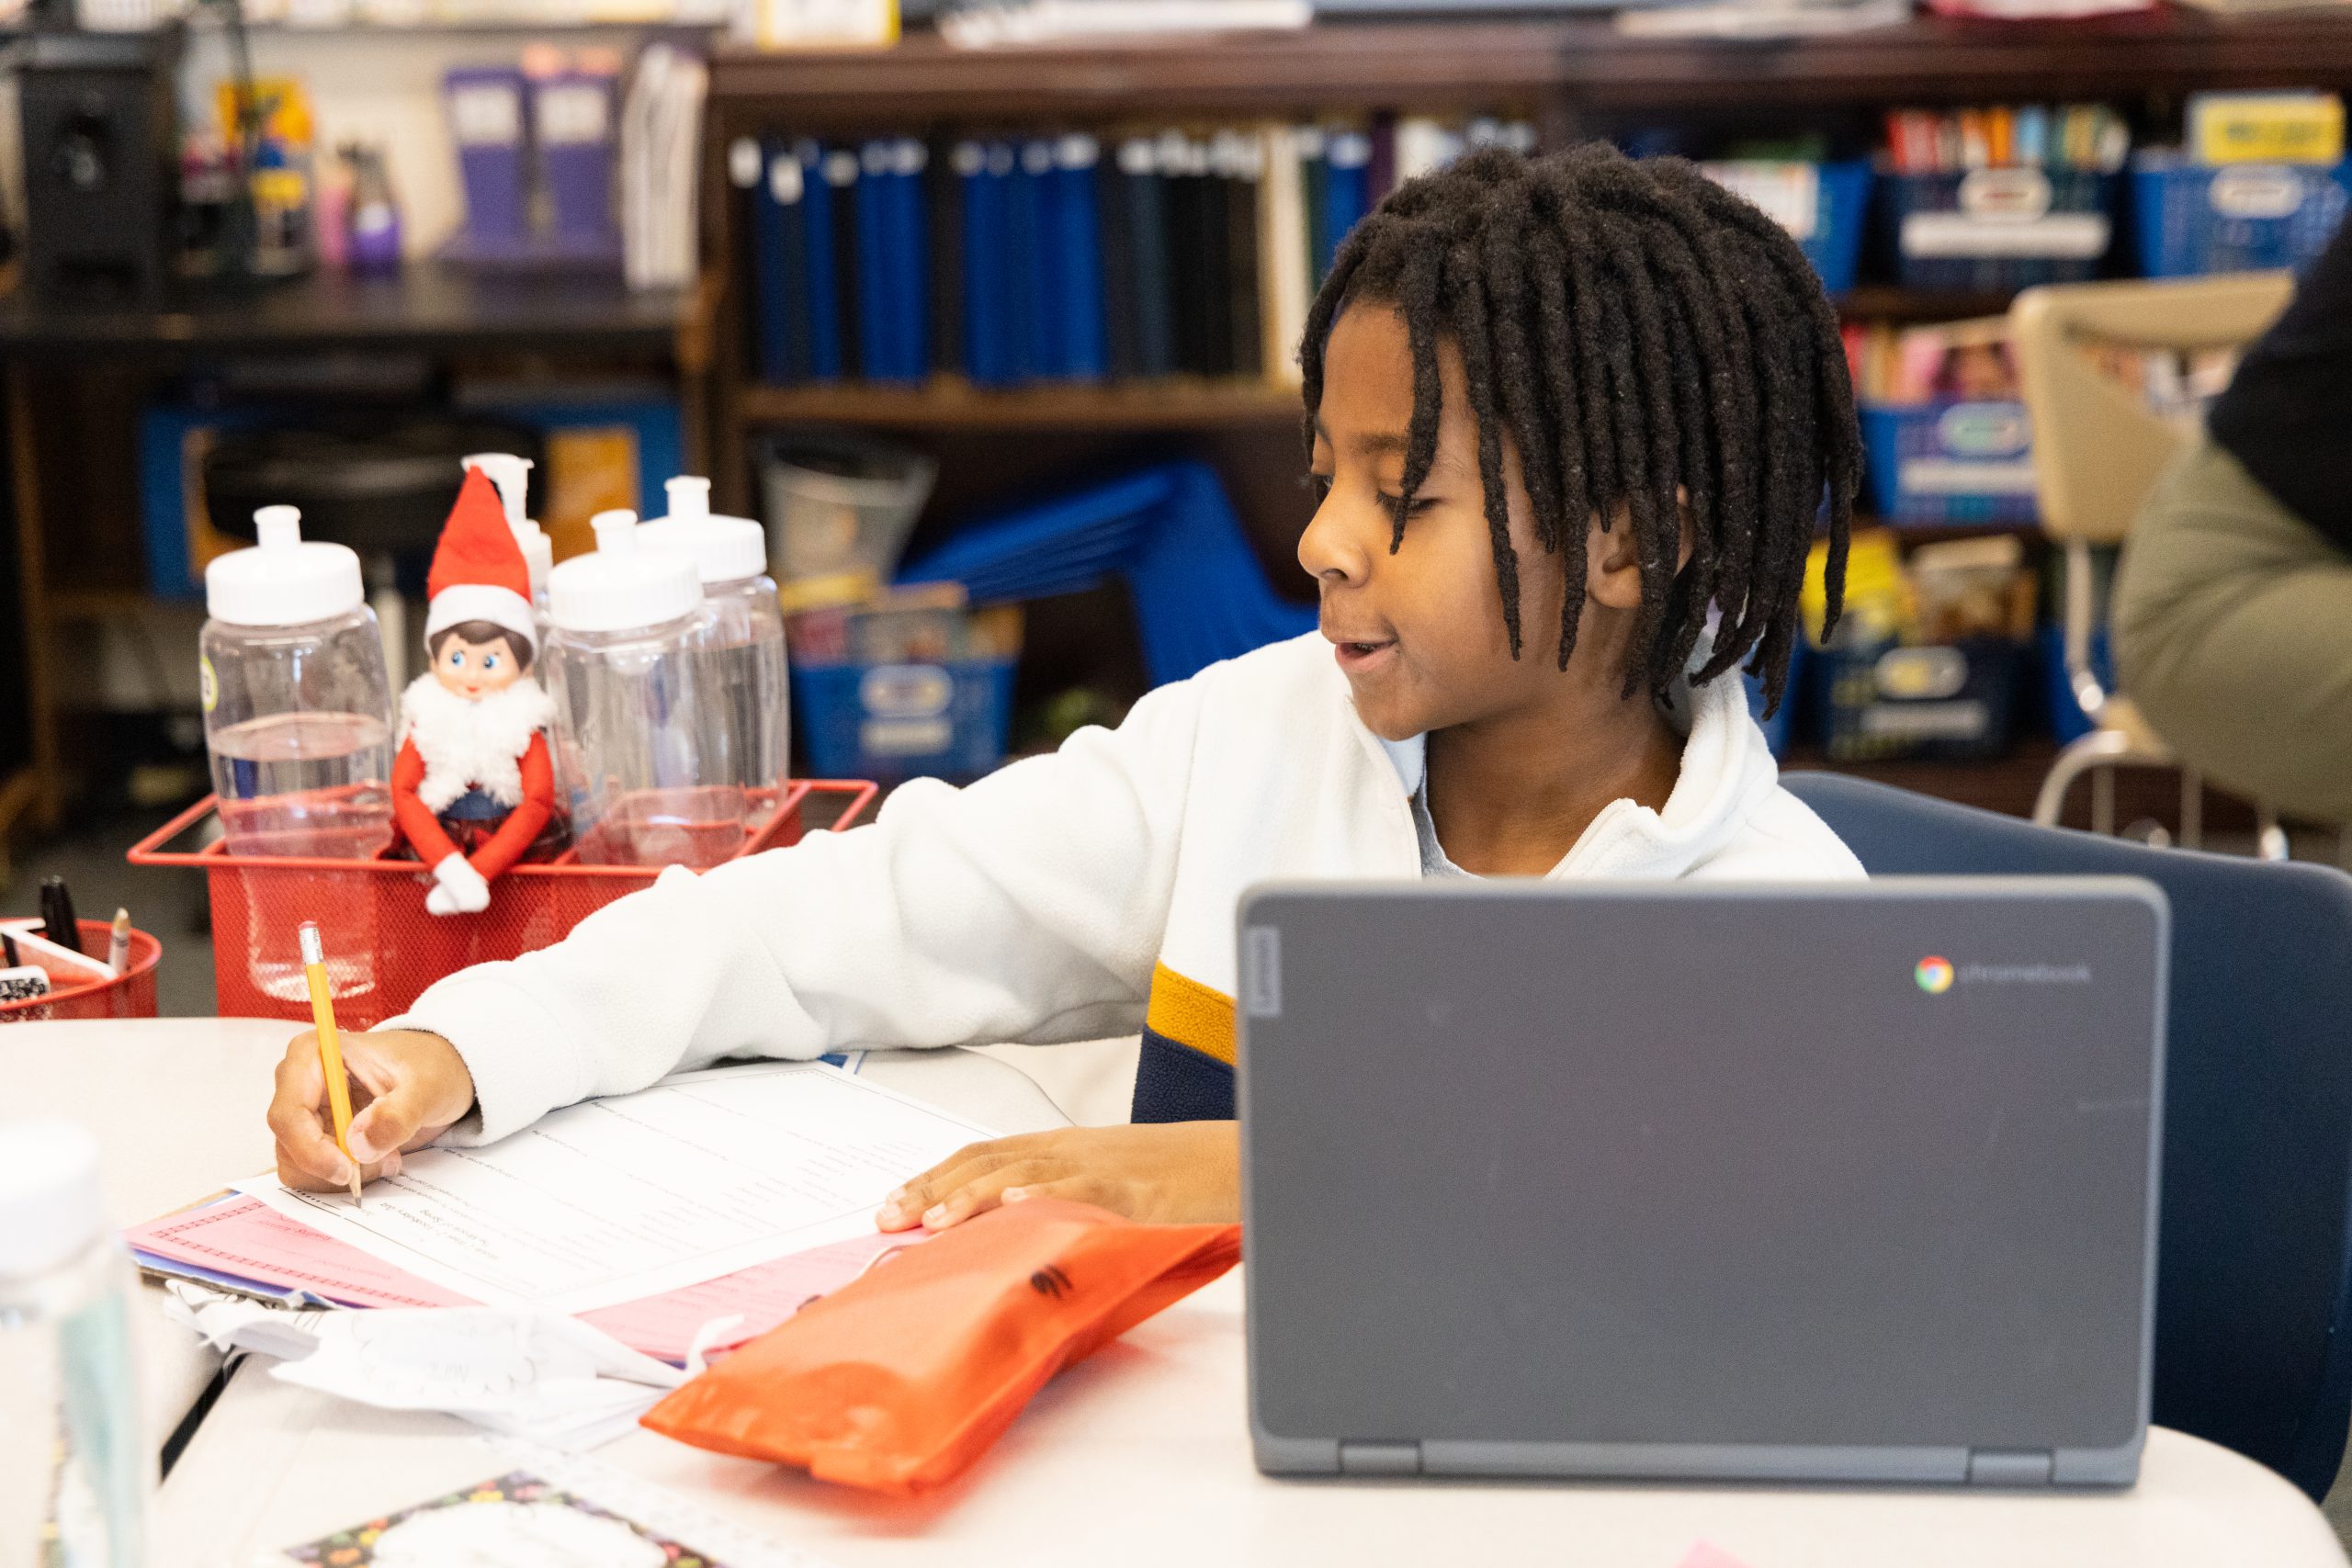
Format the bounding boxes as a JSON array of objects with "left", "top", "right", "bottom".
[
  {"left": 2179, "top": 769, "right": 2203, "bottom": 852},
  {"left": 2036, "top": 729, "right": 2145, "bottom": 829},
  {"left": 2093, "top": 766, "right": 2116, "bottom": 837}
]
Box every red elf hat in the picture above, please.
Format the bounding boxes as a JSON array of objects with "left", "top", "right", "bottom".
[{"left": 424, "top": 466, "right": 537, "bottom": 653}]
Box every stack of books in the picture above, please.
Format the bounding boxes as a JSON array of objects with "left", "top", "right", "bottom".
[{"left": 734, "top": 115, "right": 1537, "bottom": 389}]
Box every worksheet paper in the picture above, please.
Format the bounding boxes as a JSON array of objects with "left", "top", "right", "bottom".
[
  {"left": 130, "top": 1198, "right": 921, "bottom": 1361},
  {"left": 233, "top": 1062, "right": 991, "bottom": 1314}
]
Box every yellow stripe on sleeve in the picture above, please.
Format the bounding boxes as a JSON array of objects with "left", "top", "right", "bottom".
[{"left": 1145, "top": 962, "right": 1238, "bottom": 1067}]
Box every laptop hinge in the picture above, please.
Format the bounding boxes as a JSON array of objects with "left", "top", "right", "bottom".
[
  {"left": 1968, "top": 1449, "right": 2055, "bottom": 1486},
  {"left": 1338, "top": 1439, "right": 1422, "bottom": 1476}
]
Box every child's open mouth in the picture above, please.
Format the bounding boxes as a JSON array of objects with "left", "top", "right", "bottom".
[{"left": 1331, "top": 637, "right": 1396, "bottom": 674}]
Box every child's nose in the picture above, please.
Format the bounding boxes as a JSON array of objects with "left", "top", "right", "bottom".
[{"left": 1297, "top": 494, "right": 1374, "bottom": 587}]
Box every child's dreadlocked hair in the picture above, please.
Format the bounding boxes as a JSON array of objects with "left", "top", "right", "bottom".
[{"left": 1298, "top": 142, "right": 1857, "bottom": 714}]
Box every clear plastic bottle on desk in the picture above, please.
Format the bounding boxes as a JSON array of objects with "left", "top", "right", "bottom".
[
  {"left": 461, "top": 451, "right": 552, "bottom": 618},
  {"left": 545, "top": 509, "right": 742, "bottom": 869},
  {"left": 639, "top": 476, "right": 789, "bottom": 828},
  {"left": 0, "top": 1119, "right": 151, "bottom": 1568},
  {"left": 201, "top": 504, "right": 396, "bottom": 861}
]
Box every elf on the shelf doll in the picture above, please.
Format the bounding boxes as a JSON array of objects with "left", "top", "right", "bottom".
[{"left": 392, "top": 468, "right": 560, "bottom": 917}]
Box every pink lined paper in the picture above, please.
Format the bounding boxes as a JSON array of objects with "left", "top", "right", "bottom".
[{"left": 130, "top": 1197, "right": 919, "bottom": 1362}]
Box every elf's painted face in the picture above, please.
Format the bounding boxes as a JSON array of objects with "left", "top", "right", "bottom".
[{"left": 433, "top": 632, "right": 526, "bottom": 702}]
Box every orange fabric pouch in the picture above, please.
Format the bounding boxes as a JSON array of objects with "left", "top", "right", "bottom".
[{"left": 639, "top": 1198, "right": 1241, "bottom": 1494}]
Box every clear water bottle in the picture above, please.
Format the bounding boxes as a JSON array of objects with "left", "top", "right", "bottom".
[
  {"left": 639, "top": 476, "right": 789, "bottom": 829},
  {"left": 545, "top": 510, "right": 742, "bottom": 869},
  {"left": 201, "top": 505, "right": 396, "bottom": 861},
  {"left": 461, "top": 452, "right": 553, "bottom": 617},
  {"left": 0, "top": 1119, "right": 150, "bottom": 1568}
]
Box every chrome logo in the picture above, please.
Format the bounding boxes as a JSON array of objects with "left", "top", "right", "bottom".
[{"left": 1916, "top": 956, "right": 1955, "bottom": 994}]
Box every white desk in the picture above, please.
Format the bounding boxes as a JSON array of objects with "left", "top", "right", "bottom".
[{"left": 11, "top": 1019, "right": 2349, "bottom": 1568}]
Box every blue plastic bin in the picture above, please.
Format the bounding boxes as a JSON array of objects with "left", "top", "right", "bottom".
[
  {"left": 793, "top": 657, "right": 1017, "bottom": 784},
  {"left": 1877, "top": 167, "right": 2118, "bottom": 292},
  {"left": 1860, "top": 400, "right": 2040, "bottom": 526},
  {"left": 1811, "top": 634, "right": 2026, "bottom": 762},
  {"left": 1705, "top": 160, "right": 1871, "bottom": 296},
  {"left": 2132, "top": 155, "right": 2352, "bottom": 277}
]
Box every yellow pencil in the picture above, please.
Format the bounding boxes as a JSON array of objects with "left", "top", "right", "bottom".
[{"left": 297, "top": 921, "right": 363, "bottom": 1207}]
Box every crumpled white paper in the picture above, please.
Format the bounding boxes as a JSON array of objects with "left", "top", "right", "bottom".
[{"left": 164, "top": 1283, "right": 719, "bottom": 1450}]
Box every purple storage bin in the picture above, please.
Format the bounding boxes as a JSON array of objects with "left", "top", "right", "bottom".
[
  {"left": 534, "top": 71, "right": 619, "bottom": 247},
  {"left": 444, "top": 67, "right": 528, "bottom": 247}
]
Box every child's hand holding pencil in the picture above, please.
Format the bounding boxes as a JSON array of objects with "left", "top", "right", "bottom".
[{"left": 266, "top": 1019, "right": 477, "bottom": 1195}]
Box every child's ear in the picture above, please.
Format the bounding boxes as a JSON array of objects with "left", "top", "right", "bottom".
[{"left": 1584, "top": 491, "right": 1695, "bottom": 611}]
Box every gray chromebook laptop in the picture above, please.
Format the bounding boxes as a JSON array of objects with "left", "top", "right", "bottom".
[{"left": 1238, "top": 878, "right": 2166, "bottom": 1487}]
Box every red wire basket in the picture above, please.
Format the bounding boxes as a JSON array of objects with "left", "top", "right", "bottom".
[
  {"left": 129, "top": 780, "right": 877, "bottom": 1030},
  {"left": 0, "top": 918, "right": 163, "bottom": 1023}
]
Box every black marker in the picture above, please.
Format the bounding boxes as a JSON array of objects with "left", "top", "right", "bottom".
[{"left": 40, "top": 876, "right": 80, "bottom": 953}]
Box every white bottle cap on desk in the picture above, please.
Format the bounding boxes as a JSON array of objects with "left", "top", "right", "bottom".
[
  {"left": 204, "top": 505, "right": 366, "bottom": 627},
  {"left": 0, "top": 1118, "right": 105, "bottom": 1280},
  {"left": 548, "top": 509, "right": 703, "bottom": 633},
  {"left": 638, "top": 476, "right": 769, "bottom": 587},
  {"left": 461, "top": 453, "right": 553, "bottom": 605}
]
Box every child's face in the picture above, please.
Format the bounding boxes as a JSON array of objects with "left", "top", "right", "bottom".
[
  {"left": 1300, "top": 303, "right": 1650, "bottom": 742},
  {"left": 433, "top": 632, "right": 526, "bottom": 702}
]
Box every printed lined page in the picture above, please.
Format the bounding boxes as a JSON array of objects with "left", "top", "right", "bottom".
[{"left": 234, "top": 1062, "right": 990, "bottom": 1314}]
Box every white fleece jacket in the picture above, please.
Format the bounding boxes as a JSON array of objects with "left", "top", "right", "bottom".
[{"left": 389, "top": 632, "right": 1861, "bottom": 1139}]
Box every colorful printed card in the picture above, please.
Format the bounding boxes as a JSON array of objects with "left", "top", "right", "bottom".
[{"left": 277, "top": 1471, "right": 731, "bottom": 1568}]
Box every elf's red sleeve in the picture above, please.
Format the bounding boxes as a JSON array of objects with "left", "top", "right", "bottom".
[
  {"left": 465, "top": 730, "right": 556, "bottom": 882},
  {"left": 390, "top": 738, "right": 462, "bottom": 869}
]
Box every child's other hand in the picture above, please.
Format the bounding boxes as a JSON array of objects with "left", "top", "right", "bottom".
[
  {"left": 266, "top": 1028, "right": 477, "bottom": 1191},
  {"left": 876, "top": 1122, "right": 1239, "bottom": 1232}
]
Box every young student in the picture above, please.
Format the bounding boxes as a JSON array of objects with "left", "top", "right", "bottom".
[{"left": 265, "top": 144, "right": 1865, "bottom": 1230}]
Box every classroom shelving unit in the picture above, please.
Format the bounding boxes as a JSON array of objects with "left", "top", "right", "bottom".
[{"left": 700, "top": 9, "right": 2352, "bottom": 818}]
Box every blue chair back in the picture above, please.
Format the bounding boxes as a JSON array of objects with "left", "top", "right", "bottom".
[{"left": 1784, "top": 771, "right": 2352, "bottom": 1498}]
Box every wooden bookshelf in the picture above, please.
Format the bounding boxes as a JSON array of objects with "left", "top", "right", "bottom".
[{"left": 700, "top": 13, "right": 2352, "bottom": 811}]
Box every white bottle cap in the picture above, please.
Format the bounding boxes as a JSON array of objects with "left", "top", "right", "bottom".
[
  {"left": 462, "top": 453, "right": 553, "bottom": 604},
  {"left": 638, "top": 476, "right": 770, "bottom": 587},
  {"left": 0, "top": 1118, "right": 105, "bottom": 1280},
  {"left": 548, "top": 509, "right": 704, "bottom": 633},
  {"left": 204, "top": 506, "right": 367, "bottom": 627}
]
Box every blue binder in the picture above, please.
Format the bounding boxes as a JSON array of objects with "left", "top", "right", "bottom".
[
  {"left": 893, "top": 138, "right": 931, "bottom": 381},
  {"left": 797, "top": 140, "right": 842, "bottom": 381},
  {"left": 856, "top": 141, "right": 899, "bottom": 381},
  {"left": 1006, "top": 140, "right": 1052, "bottom": 381},
  {"left": 1323, "top": 130, "right": 1373, "bottom": 279},
  {"left": 1053, "top": 136, "right": 1108, "bottom": 382},
  {"left": 960, "top": 142, "right": 1012, "bottom": 387},
  {"left": 750, "top": 137, "right": 802, "bottom": 383}
]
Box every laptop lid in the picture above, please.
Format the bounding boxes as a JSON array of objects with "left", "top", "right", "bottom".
[{"left": 1238, "top": 877, "right": 2165, "bottom": 1486}]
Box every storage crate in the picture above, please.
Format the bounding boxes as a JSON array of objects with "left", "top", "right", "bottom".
[
  {"left": 794, "top": 658, "right": 1017, "bottom": 785},
  {"left": 2132, "top": 155, "right": 2352, "bottom": 277},
  {"left": 1813, "top": 635, "right": 2027, "bottom": 762},
  {"left": 127, "top": 780, "right": 877, "bottom": 1031},
  {"left": 1703, "top": 160, "right": 1872, "bottom": 296},
  {"left": 0, "top": 919, "right": 162, "bottom": 1023},
  {"left": 1860, "top": 400, "right": 2040, "bottom": 526},
  {"left": 1877, "top": 167, "right": 2118, "bottom": 291}
]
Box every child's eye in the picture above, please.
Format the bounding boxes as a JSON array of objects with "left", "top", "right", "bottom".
[{"left": 1299, "top": 472, "right": 1333, "bottom": 501}]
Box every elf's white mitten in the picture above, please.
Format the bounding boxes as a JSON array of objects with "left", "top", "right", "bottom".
[{"left": 424, "top": 853, "right": 492, "bottom": 916}]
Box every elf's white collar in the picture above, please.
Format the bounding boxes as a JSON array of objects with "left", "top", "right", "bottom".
[{"left": 399, "top": 673, "right": 555, "bottom": 814}]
